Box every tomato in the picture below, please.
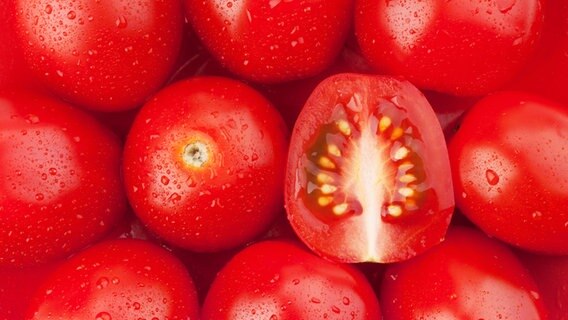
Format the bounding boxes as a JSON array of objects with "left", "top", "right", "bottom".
[
  {"left": 123, "top": 77, "right": 289, "bottom": 252},
  {"left": 14, "top": 0, "right": 184, "bottom": 111},
  {"left": 518, "top": 251, "right": 568, "bottom": 320},
  {"left": 449, "top": 91, "right": 568, "bottom": 254},
  {"left": 0, "top": 262, "right": 59, "bottom": 319},
  {"left": 0, "top": 89, "right": 126, "bottom": 266},
  {"left": 355, "top": 0, "right": 543, "bottom": 96},
  {"left": 509, "top": 0, "right": 568, "bottom": 107},
  {"left": 285, "top": 73, "right": 454, "bottom": 263},
  {"left": 381, "top": 227, "right": 547, "bottom": 319},
  {"left": 201, "top": 240, "right": 381, "bottom": 320},
  {"left": 184, "top": 0, "right": 354, "bottom": 83},
  {"left": 25, "top": 239, "right": 200, "bottom": 320}
]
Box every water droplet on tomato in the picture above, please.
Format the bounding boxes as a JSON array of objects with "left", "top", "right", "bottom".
[
  {"left": 160, "top": 175, "right": 170, "bottom": 185},
  {"left": 485, "top": 169, "right": 499, "bottom": 185},
  {"left": 115, "top": 16, "right": 127, "bottom": 28},
  {"left": 96, "top": 277, "right": 109, "bottom": 289},
  {"left": 497, "top": 0, "right": 516, "bottom": 13},
  {"left": 95, "top": 312, "right": 112, "bottom": 320},
  {"left": 35, "top": 193, "right": 44, "bottom": 201},
  {"left": 67, "top": 11, "right": 76, "bottom": 20},
  {"left": 45, "top": 4, "right": 53, "bottom": 14},
  {"left": 342, "top": 297, "right": 350, "bottom": 305},
  {"left": 532, "top": 211, "right": 543, "bottom": 219}
]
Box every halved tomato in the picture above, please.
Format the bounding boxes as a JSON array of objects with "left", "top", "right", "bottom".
[{"left": 285, "top": 73, "right": 454, "bottom": 263}]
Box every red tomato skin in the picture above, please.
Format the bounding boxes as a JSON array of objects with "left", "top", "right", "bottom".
[
  {"left": 0, "top": 262, "right": 59, "bottom": 320},
  {"left": 285, "top": 73, "right": 454, "bottom": 263},
  {"left": 185, "top": 0, "right": 354, "bottom": 83},
  {"left": 449, "top": 91, "right": 568, "bottom": 254},
  {"left": 14, "top": 0, "right": 184, "bottom": 111},
  {"left": 123, "top": 76, "right": 289, "bottom": 252},
  {"left": 355, "top": 0, "right": 543, "bottom": 96},
  {"left": 381, "top": 227, "right": 547, "bottom": 319},
  {"left": 202, "top": 240, "right": 381, "bottom": 320},
  {"left": 509, "top": 0, "right": 568, "bottom": 107},
  {"left": 0, "top": 90, "right": 126, "bottom": 267},
  {"left": 518, "top": 251, "right": 568, "bottom": 320},
  {"left": 25, "top": 239, "right": 200, "bottom": 320}
]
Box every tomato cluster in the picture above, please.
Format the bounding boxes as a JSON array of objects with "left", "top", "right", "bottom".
[{"left": 1, "top": 0, "right": 567, "bottom": 319}]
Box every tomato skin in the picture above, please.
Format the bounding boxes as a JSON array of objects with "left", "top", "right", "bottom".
[
  {"left": 185, "top": 0, "right": 354, "bottom": 83},
  {"left": 381, "top": 227, "right": 547, "bottom": 319},
  {"left": 509, "top": 0, "right": 568, "bottom": 107},
  {"left": 449, "top": 91, "right": 568, "bottom": 254},
  {"left": 123, "top": 76, "right": 289, "bottom": 252},
  {"left": 285, "top": 73, "right": 454, "bottom": 263},
  {"left": 14, "top": 0, "right": 184, "bottom": 111},
  {"left": 355, "top": 0, "right": 543, "bottom": 96},
  {"left": 518, "top": 251, "right": 568, "bottom": 320},
  {"left": 0, "top": 90, "right": 126, "bottom": 267},
  {"left": 202, "top": 240, "right": 381, "bottom": 320},
  {"left": 25, "top": 239, "right": 200, "bottom": 320}
]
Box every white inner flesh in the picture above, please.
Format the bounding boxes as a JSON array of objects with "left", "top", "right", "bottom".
[{"left": 344, "top": 120, "right": 390, "bottom": 261}]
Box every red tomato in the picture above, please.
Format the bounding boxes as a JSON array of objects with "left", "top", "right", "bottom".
[
  {"left": 381, "top": 227, "right": 547, "bottom": 319},
  {"left": 355, "top": 0, "right": 543, "bottom": 96},
  {"left": 123, "top": 77, "right": 289, "bottom": 252},
  {"left": 25, "top": 239, "right": 200, "bottom": 320},
  {"left": 285, "top": 73, "right": 454, "bottom": 263},
  {"left": 509, "top": 0, "right": 568, "bottom": 107},
  {"left": 449, "top": 91, "right": 568, "bottom": 254},
  {"left": 185, "top": 0, "right": 354, "bottom": 83},
  {"left": 518, "top": 251, "right": 568, "bottom": 320},
  {"left": 0, "top": 262, "right": 59, "bottom": 319},
  {"left": 0, "top": 89, "right": 126, "bottom": 266},
  {"left": 202, "top": 240, "right": 381, "bottom": 320},
  {"left": 14, "top": 0, "right": 184, "bottom": 111}
]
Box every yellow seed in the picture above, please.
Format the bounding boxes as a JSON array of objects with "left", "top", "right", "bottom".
[
  {"left": 332, "top": 203, "right": 349, "bottom": 215},
  {"left": 337, "top": 120, "right": 351, "bottom": 136},
  {"left": 398, "top": 187, "right": 415, "bottom": 197},
  {"left": 321, "top": 184, "right": 337, "bottom": 194},
  {"left": 379, "top": 116, "right": 392, "bottom": 132},
  {"left": 318, "top": 156, "right": 336, "bottom": 169},
  {"left": 399, "top": 174, "right": 417, "bottom": 183},
  {"left": 399, "top": 162, "right": 414, "bottom": 172},
  {"left": 387, "top": 205, "right": 403, "bottom": 217},
  {"left": 316, "top": 173, "right": 334, "bottom": 184},
  {"left": 393, "top": 146, "right": 410, "bottom": 160},
  {"left": 318, "top": 196, "right": 334, "bottom": 206},
  {"left": 327, "top": 144, "right": 341, "bottom": 157},
  {"left": 391, "top": 127, "right": 404, "bottom": 140}
]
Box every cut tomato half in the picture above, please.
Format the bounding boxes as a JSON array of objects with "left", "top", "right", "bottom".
[{"left": 285, "top": 73, "right": 454, "bottom": 263}]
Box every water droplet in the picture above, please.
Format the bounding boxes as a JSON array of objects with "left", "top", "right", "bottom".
[
  {"left": 532, "top": 211, "right": 543, "bottom": 219},
  {"left": 226, "top": 1, "right": 233, "bottom": 7},
  {"left": 311, "top": 297, "right": 321, "bottom": 304},
  {"left": 497, "top": 0, "right": 516, "bottom": 13},
  {"left": 485, "top": 169, "right": 499, "bottom": 185},
  {"left": 169, "top": 193, "right": 182, "bottom": 203},
  {"left": 67, "top": 11, "right": 76, "bottom": 20},
  {"left": 96, "top": 277, "right": 109, "bottom": 289},
  {"left": 342, "top": 297, "right": 350, "bottom": 306},
  {"left": 49, "top": 168, "right": 57, "bottom": 175},
  {"left": 133, "top": 302, "right": 141, "bottom": 310},
  {"left": 111, "top": 277, "right": 120, "bottom": 285},
  {"left": 35, "top": 193, "right": 44, "bottom": 201},
  {"left": 160, "top": 176, "right": 170, "bottom": 185},
  {"left": 95, "top": 312, "right": 112, "bottom": 320},
  {"left": 331, "top": 305, "right": 341, "bottom": 314},
  {"left": 115, "top": 16, "right": 127, "bottom": 28},
  {"left": 292, "top": 279, "right": 300, "bottom": 285},
  {"left": 251, "top": 153, "right": 259, "bottom": 161},
  {"left": 45, "top": 4, "right": 53, "bottom": 14}
]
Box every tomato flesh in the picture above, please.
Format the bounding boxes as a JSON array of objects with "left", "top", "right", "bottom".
[{"left": 285, "top": 73, "right": 454, "bottom": 263}]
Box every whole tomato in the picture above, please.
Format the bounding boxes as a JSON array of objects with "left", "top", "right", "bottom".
[
  {"left": 355, "top": 0, "right": 543, "bottom": 96},
  {"left": 13, "top": 0, "right": 184, "bottom": 111},
  {"left": 185, "top": 0, "right": 354, "bottom": 83},
  {"left": 449, "top": 91, "right": 568, "bottom": 254},
  {"left": 0, "top": 89, "right": 126, "bottom": 267},
  {"left": 25, "top": 239, "right": 200, "bottom": 320},
  {"left": 285, "top": 73, "right": 454, "bottom": 263},
  {"left": 123, "top": 77, "right": 289, "bottom": 252},
  {"left": 202, "top": 240, "right": 381, "bottom": 320},
  {"left": 381, "top": 227, "right": 547, "bottom": 319}
]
